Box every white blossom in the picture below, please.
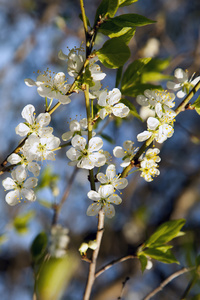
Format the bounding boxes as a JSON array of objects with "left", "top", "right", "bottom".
[
  {"left": 139, "top": 148, "right": 161, "bottom": 182},
  {"left": 25, "top": 70, "right": 71, "bottom": 104},
  {"left": 15, "top": 104, "right": 53, "bottom": 137},
  {"left": 137, "top": 113, "right": 175, "bottom": 144},
  {"left": 23, "top": 134, "right": 60, "bottom": 161},
  {"left": 167, "top": 68, "right": 200, "bottom": 98},
  {"left": 97, "top": 164, "right": 128, "bottom": 190},
  {"left": 136, "top": 89, "right": 175, "bottom": 118},
  {"left": 62, "top": 118, "right": 95, "bottom": 141},
  {"left": 113, "top": 140, "right": 138, "bottom": 167},
  {"left": 49, "top": 225, "right": 70, "bottom": 258},
  {"left": 86, "top": 185, "right": 122, "bottom": 218},
  {"left": 7, "top": 153, "right": 41, "bottom": 177},
  {"left": 2, "top": 166, "right": 38, "bottom": 206},
  {"left": 98, "top": 88, "right": 130, "bottom": 119},
  {"left": 66, "top": 135, "right": 106, "bottom": 170}
]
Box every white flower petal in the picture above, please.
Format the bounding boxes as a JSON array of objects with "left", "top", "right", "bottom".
[
  {"left": 21, "top": 104, "right": 35, "bottom": 124},
  {"left": 5, "top": 190, "right": 20, "bottom": 206},
  {"left": 15, "top": 123, "right": 30, "bottom": 137},
  {"left": 21, "top": 188, "right": 36, "bottom": 201},
  {"left": 71, "top": 135, "right": 86, "bottom": 151},
  {"left": 88, "top": 137, "right": 103, "bottom": 152},
  {"left": 24, "top": 177, "right": 38, "bottom": 189},
  {"left": 108, "top": 193, "right": 122, "bottom": 205},
  {"left": 104, "top": 204, "right": 115, "bottom": 218},
  {"left": 113, "top": 146, "right": 125, "bottom": 158},
  {"left": 147, "top": 117, "right": 159, "bottom": 130},
  {"left": 87, "top": 190, "right": 101, "bottom": 201},
  {"left": 2, "top": 177, "right": 16, "bottom": 190},
  {"left": 137, "top": 131, "right": 152, "bottom": 142},
  {"left": 7, "top": 153, "right": 22, "bottom": 164},
  {"left": 87, "top": 203, "right": 101, "bottom": 216}
]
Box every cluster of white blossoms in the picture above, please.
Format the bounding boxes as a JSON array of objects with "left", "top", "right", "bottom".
[
  {"left": 2, "top": 104, "right": 60, "bottom": 205},
  {"left": 167, "top": 68, "right": 200, "bottom": 98},
  {"left": 136, "top": 89, "right": 176, "bottom": 144},
  {"left": 49, "top": 224, "right": 70, "bottom": 258},
  {"left": 87, "top": 164, "right": 128, "bottom": 218},
  {"left": 139, "top": 148, "right": 161, "bottom": 182}
]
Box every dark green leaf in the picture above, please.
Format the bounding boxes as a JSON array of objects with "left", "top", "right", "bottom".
[
  {"left": 111, "top": 14, "right": 155, "bottom": 28},
  {"left": 142, "top": 248, "right": 179, "bottom": 264},
  {"left": 143, "top": 57, "right": 171, "bottom": 73},
  {"left": 120, "top": 98, "right": 142, "bottom": 120},
  {"left": 122, "top": 83, "right": 162, "bottom": 98},
  {"left": 119, "top": 0, "right": 138, "bottom": 7},
  {"left": 119, "top": 28, "right": 135, "bottom": 44},
  {"left": 116, "top": 66, "right": 123, "bottom": 88},
  {"left": 31, "top": 232, "right": 48, "bottom": 263},
  {"left": 97, "top": 38, "right": 130, "bottom": 69},
  {"left": 79, "top": 13, "right": 91, "bottom": 28},
  {"left": 121, "top": 58, "right": 152, "bottom": 90},
  {"left": 145, "top": 219, "right": 186, "bottom": 248},
  {"left": 138, "top": 254, "right": 148, "bottom": 273},
  {"left": 99, "top": 21, "right": 133, "bottom": 38},
  {"left": 192, "top": 95, "right": 200, "bottom": 115},
  {"left": 94, "top": 0, "right": 119, "bottom": 24}
]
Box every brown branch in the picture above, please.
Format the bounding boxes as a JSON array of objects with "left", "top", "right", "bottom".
[
  {"left": 95, "top": 255, "right": 137, "bottom": 279},
  {"left": 52, "top": 167, "right": 78, "bottom": 225},
  {"left": 83, "top": 210, "right": 105, "bottom": 300},
  {"left": 142, "top": 267, "right": 195, "bottom": 300}
]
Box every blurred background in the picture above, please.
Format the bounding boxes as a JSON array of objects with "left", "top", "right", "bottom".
[{"left": 0, "top": 0, "right": 200, "bottom": 299}]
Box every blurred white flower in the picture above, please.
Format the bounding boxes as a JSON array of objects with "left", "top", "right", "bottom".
[{"left": 49, "top": 225, "right": 70, "bottom": 258}]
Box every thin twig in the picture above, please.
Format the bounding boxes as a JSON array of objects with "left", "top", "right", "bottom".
[
  {"left": 83, "top": 210, "right": 105, "bottom": 300},
  {"left": 95, "top": 255, "right": 137, "bottom": 278},
  {"left": 52, "top": 167, "right": 78, "bottom": 225},
  {"left": 118, "top": 277, "right": 130, "bottom": 300},
  {"left": 142, "top": 267, "right": 195, "bottom": 300}
]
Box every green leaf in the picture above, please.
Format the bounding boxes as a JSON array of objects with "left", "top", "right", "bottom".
[
  {"left": 142, "top": 72, "right": 171, "bottom": 83},
  {"left": 145, "top": 219, "right": 186, "bottom": 248},
  {"left": 99, "top": 21, "right": 133, "bottom": 38},
  {"left": 13, "top": 210, "right": 35, "bottom": 235},
  {"left": 37, "top": 166, "right": 59, "bottom": 190},
  {"left": 37, "top": 254, "right": 78, "bottom": 300},
  {"left": 141, "top": 248, "right": 179, "bottom": 264},
  {"left": 122, "top": 83, "right": 162, "bottom": 97},
  {"left": 97, "top": 37, "right": 130, "bottom": 69},
  {"left": 121, "top": 58, "right": 152, "bottom": 91},
  {"left": 138, "top": 254, "right": 148, "bottom": 273},
  {"left": 94, "top": 0, "right": 119, "bottom": 24},
  {"left": 119, "top": 28, "right": 135, "bottom": 44},
  {"left": 119, "top": 0, "right": 138, "bottom": 7},
  {"left": 31, "top": 232, "right": 48, "bottom": 263},
  {"left": 111, "top": 14, "right": 155, "bottom": 28},
  {"left": 79, "top": 13, "right": 91, "bottom": 28},
  {"left": 81, "top": 66, "right": 95, "bottom": 87},
  {"left": 120, "top": 98, "right": 142, "bottom": 121},
  {"left": 115, "top": 66, "right": 123, "bottom": 88},
  {"left": 192, "top": 95, "right": 200, "bottom": 115},
  {"left": 148, "top": 249, "right": 178, "bottom": 263},
  {"left": 143, "top": 57, "right": 171, "bottom": 73}
]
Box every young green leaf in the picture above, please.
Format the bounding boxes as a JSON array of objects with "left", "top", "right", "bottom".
[
  {"left": 96, "top": 38, "right": 130, "bottom": 69},
  {"left": 13, "top": 210, "right": 35, "bottom": 235},
  {"left": 111, "top": 14, "right": 155, "bottom": 28},
  {"left": 191, "top": 95, "right": 200, "bottom": 115},
  {"left": 99, "top": 20, "right": 132, "bottom": 38},
  {"left": 120, "top": 98, "right": 142, "bottom": 121},
  {"left": 121, "top": 58, "right": 152, "bottom": 90},
  {"left": 79, "top": 13, "right": 91, "bottom": 28},
  {"left": 119, "top": 0, "right": 138, "bottom": 7},
  {"left": 138, "top": 254, "right": 148, "bottom": 273},
  {"left": 141, "top": 248, "right": 179, "bottom": 264},
  {"left": 115, "top": 66, "right": 123, "bottom": 88},
  {"left": 94, "top": 0, "right": 119, "bottom": 24},
  {"left": 100, "top": 133, "right": 115, "bottom": 144},
  {"left": 144, "top": 219, "right": 186, "bottom": 248}
]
